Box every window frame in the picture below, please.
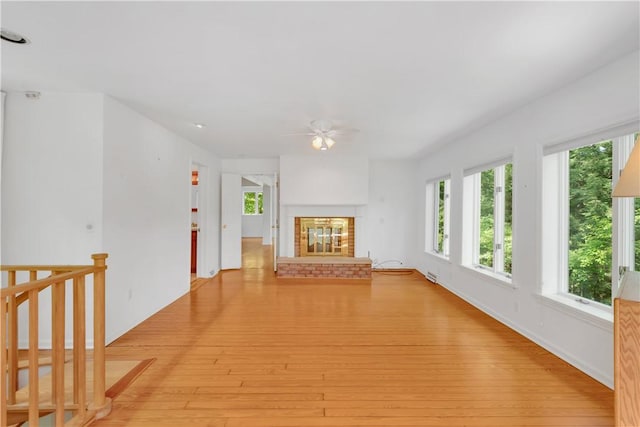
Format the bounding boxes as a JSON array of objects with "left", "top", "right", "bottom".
[
  {"left": 464, "top": 160, "right": 513, "bottom": 280},
  {"left": 541, "top": 127, "right": 639, "bottom": 312},
  {"left": 425, "top": 177, "right": 451, "bottom": 258}
]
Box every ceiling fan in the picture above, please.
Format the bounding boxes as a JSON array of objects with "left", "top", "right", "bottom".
[{"left": 289, "top": 119, "right": 359, "bottom": 151}]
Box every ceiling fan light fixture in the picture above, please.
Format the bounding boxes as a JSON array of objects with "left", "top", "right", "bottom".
[
  {"left": 312, "top": 136, "right": 324, "bottom": 150},
  {"left": 325, "top": 137, "right": 335, "bottom": 149}
]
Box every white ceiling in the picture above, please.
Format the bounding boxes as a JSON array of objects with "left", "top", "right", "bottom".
[{"left": 1, "top": 1, "right": 638, "bottom": 159}]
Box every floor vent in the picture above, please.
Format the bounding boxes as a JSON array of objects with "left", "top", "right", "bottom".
[{"left": 426, "top": 271, "right": 438, "bottom": 283}]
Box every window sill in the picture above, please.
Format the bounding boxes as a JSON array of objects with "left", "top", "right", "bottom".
[
  {"left": 535, "top": 293, "right": 613, "bottom": 332},
  {"left": 426, "top": 251, "right": 451, "bottom": 263},
  {"left": 461, "top": 265, "right": 515, "bottom": 289}
]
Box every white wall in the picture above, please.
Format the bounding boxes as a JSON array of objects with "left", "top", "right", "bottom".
[
  {"left": 0, "top": 91, "right": 5, "bottom": 266},
  {"left": 2, "top": 92, "right": 105, "bottom": 347},
  {"left": 262, "top": 184, "right": 272, "bottom": 245},
  {"left": 102, "top": 96, "right": 220, "bottom": 343},
  {"left": 1, "top": 92, "right": 221, "bottom": 347},
  {"left": 415, "top": 50, "right": 640, "bottom": 388},
  {"left": 221, "top": 158, "right": 279, "bottom": 175},
  {"left": 368, "top": 160, "right": 418, "bottom": 268},
  {"left": 2, "top": 92, "right": 105, "bottom": 264},
  {"left": 280, "top": 155, "right": 369, "bottom": 205}
]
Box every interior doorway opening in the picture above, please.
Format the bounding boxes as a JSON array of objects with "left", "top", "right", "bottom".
[
  {"left": 240, "top": 174, "right": 278, "bottom": 270},
  {"left": 221, "top": 172, "right": 279, "bottom": 272},
  {"left": 190, "top": 166, "right": 200, "bottom": 282}
]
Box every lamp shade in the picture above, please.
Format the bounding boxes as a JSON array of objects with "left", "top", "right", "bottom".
[{"left": 612, "top": 134, "right": 640, "bottom": 197}]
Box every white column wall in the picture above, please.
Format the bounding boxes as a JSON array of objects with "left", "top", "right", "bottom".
[{"left": 102, "top": 96, "right": 220, "bottom": 343}]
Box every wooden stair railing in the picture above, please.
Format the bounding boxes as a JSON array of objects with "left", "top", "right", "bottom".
[{"left": 1, "top": 253, "right": 109, "bottom": 427}]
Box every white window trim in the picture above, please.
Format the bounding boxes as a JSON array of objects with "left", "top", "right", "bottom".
[
  {"left": 542, "top": 130, "right": 639, "bottom": 311},
  {"left": 461, "top": 264, "right": 516, "bottom": 290},
  {"left": 443, "top": 179, "right": 451, "bottom": 257},
  {"left": 432, "top": 183, "right": 441, "bottom": 253},
  {"left": 494, "top": 166, "right": 506, "bottom": 273},
  {"left": 425, "top": 177, "right": 451, "bottom": 258},
  {"left": 536, "top": 293, "right": 613, "bottom": 331},
  {"left": 613, "top": 134, "right": 636, "bottom": 297},
  {"left": 465, "top": 161, "right": 512, "bottom": 281}
]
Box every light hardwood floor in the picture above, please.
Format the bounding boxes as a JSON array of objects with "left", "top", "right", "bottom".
[{"left": 96, "top": 238, "right": 613, "bottom": 426}]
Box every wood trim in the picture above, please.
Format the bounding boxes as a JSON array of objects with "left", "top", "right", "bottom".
[
  {"left": 615, "top": 297, "right": 640, "bottom": 426},
  {"left": 105, "top": 359, "right": 156, "bottom": 399}
]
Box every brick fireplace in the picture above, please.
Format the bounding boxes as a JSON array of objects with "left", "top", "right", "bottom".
[{"left": 277, "top": 216, "right": 371, "bottom": 279}]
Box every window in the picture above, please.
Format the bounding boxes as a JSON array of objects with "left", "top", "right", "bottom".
[
  {"left": 425, "top": 177, "right": 450, "bottom": 257},
  {"left": 542, "top": 130, "right": 639, "bottom": 307},
  {"left": 463, "top": 161, "right": 512, "bottom": 278},
  {"left": 243, "top": 191, "right": 263, "bottom": 215}
]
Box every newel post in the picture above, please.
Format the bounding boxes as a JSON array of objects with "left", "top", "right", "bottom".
[{"left": 91, "top": 253, "right": 109, "bottom": 414}]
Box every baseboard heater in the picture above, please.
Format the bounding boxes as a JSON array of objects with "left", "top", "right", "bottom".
[{"left": 426, "top": 271, "right": 438, "bottom": 283}]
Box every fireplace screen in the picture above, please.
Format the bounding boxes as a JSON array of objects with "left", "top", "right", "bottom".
[{"left": 299, "top": 217, "right": 351, "bottom": 257}]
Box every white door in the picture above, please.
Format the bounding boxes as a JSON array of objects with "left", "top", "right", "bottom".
[
  {"left": 272, "top": 173, "right": 279, "bottom": 271},
  {"left": 220, "top": 173, "right": 242, "bottom": 269}
]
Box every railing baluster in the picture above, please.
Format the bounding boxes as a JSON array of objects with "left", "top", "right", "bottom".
[
  {"left": 51, "top": 273, "right": 58, "bottom": 402},
  {"left": 1, "top": 287, "right": 8, "bottom": 427},
  {"left": 73, "top": 276, "right": 87, "bottom": 420},
  {"left": 7, "top": 270, "right": 18, "bottom": 404},
  {"left": 92, "top": 254, "right": 108, "bottom": 413},
  {"left": 28, "top": 289, "right": 40, "bottom": 427},
  {"left": 53, "top": 280, "right": 66, "bottom": 426},
  {"left": 1, "top": 254, "right": 108, "bottom": 426}
]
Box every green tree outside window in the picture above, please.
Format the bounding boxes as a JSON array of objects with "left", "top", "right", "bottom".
[
  {"left": 568, "top": 141, "right": 613, "bottom": 304},
  {"left": 243, "top": 191, "right": 264, "bottom": 215}
]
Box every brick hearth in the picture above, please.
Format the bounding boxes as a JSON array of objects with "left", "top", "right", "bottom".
[{"left": 276, "top": 257, "right": 372, "bottom": 279}]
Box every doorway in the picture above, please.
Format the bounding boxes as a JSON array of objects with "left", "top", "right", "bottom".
[
  {"left": 190, "top": 166, "right": 200, "bottom": 281},
  {"left": 240, "top": 174, "right": 277, "bottom": 266},
  {"left": 221, "top": 173, "right": 278, "bottom": 271},
  {"left": 190, "top": 163, "right": 209, "bottom": 282}
]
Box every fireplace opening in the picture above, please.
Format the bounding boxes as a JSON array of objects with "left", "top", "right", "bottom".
[{"left": 295, "top": 217, "right": 354, "bottom": 257}]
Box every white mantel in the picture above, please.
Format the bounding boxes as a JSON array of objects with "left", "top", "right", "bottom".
[{"left": 278, "top": 154, "right": 370, "bottom": 258}]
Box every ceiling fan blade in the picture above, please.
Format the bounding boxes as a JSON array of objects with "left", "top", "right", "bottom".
[
  {"left": 333, "top": 126, "right": 360, "bottom": 134},
  {"left": 281, "top": 131, "right": 316, "bottom": 136}
]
